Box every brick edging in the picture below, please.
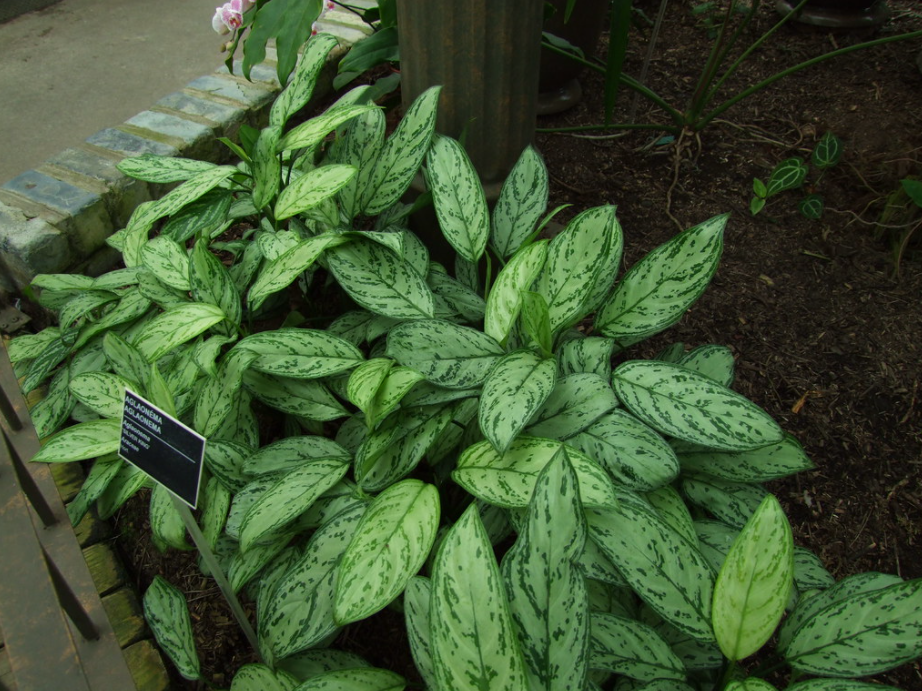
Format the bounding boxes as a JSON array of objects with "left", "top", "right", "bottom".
[{"left": 0, "top": 8, "right": 370, "bottom": 297}]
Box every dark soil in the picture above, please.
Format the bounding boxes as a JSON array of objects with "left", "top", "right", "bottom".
[{"left": 114, "top": 1, "right": 922, "bottom": 688}]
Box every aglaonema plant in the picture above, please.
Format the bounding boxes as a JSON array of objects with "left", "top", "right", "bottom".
[{"left": 11, "top": 35, "right": 922, "bottom": 691}]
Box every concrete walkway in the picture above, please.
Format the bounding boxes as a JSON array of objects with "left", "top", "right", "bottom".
[{"left": 0, "top": 0, "right": 228, "bottom": 184}]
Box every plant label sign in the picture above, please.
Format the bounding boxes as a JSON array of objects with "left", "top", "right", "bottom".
[{"left": 118, "top": 389, "right": 206, "bottom": 508}]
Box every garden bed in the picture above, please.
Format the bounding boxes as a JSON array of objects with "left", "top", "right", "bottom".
[{"left": 25, "top": 1, "right": 922, "bottom": 688}]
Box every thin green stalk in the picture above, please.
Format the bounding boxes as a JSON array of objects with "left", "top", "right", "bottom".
[
  {"left": 537, "top": 121, "right": 677, "bottom": 134},
  {"left": 698, "top": 28, "right": 922, "bottom": 130},
  {"left": 698, "top": 0, "right": 762, "bottom": 110},
  {"left": 704, "top": 0, "right": 810, "bottom": 108},
  {"left": 688, "top": 0, "right": 739, "bottom": 118},
  {"left": 542, "top": 40, "right": 685, "bottom": 126},
  {"left": 482, "top": 252, "right": 493, "bottom": 304},
  {"left": 718, "top": 660, "right": 738, "bottom": 691}
]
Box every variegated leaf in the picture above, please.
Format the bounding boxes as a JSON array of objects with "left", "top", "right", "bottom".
[
  {"left": 596, "top": 214, "right": 727, "bottom": 346},
  {"left": 613, "top": 360, "right": 783, "bottom": 451},
  {"left": 536, "top": 206, "right": 623, "bottom": 334},
  {"left": 96, "top": 462, "right": 148, "bottom": 520},
  {"left": 794, "top": 546, "right": 835, "bottom": 592},
  {"left": 270, "top": 33, "right": 340, "bottom": 127},
  {"left": 386, "top": 319, "right": 503, "bottom": 389},
  {"left": 243, "top": 370, "right": 347, "bottom": 420},
  {"left": 492, "top": 145, "right": 549, "bottom": 259},
  {"left": 228, "top": 531, "right": 292, "bottom": 594},
  {"left": 194, "top": 348, "right": 259, "bottom": 436},
  {"left": 278, "top": 104, "right": 376, "bottom": 152},
  {"left": 480, "top": 350, "right": 557, "bottom": 453},
  {"left": 355, "top": 404, "right": 454, "bottom": 491},
  {"left": 677, "top": 344, "right": 735, "bottom": 387},
  {"left": 229, "top": 663, "right": 288, "bottom": 691},
  {"left": 150, "top": 484, "right": 192, "bottom": 551},
  {"left": 587, "top": 489, "right": 716, "bottom": 641},
  {"left": 332, "top": 108, "right": 386, "bottom": 221},
  {"left": 204, "top": 439, "right": 252, "bottom": 493},
  {"left": 248, "top": 234, "right": 347, "bottom": 309},
  {"left": 567, "top": 409, "right": 680, "bottom": 491},
  {"left": 328, "top": 238, "right": 435, "bottom": 319},
  {"left": 361, "top": 86, "right": 441, "bottom": 216},
  {"left": 783, "top": 578, "right": 922, "bottom": 676},
  {"left": 58, "top": 290, "right": 119, "bottom": 330},
  {"left": 335, "top": 480, "right": 439, "bottom": 624},
  {"left": 556, "top": 336, "right": 615, "bottom": 379},
  {"left": 678, "top": 434, "right": 813, "bottom": 483},
  {"left": 274, "top": 649, "right": 370, "bottom": 681},
  {"left": 405, "top": 577, "right": 438, "bottom": 690},
  {"left": 235, "top": 329, "right": 363, "bottom": 379},
  {"left": 141, "top": 236, "right": 190, "bottom": 292},
  {"left": 142, "top": 576, "right": 201, "bottom": 680},
  {"left": 103, "top": 331, "right": 149, "bottom": 387},
  {"left": 713, "top": 495, "right": 793, "bottom": 661},
  {"left": 242, "top": 435, "right": 351, "bottom": 475},
  {"left": 484, "top": 241, "right": 548, "bottom": 346},
  {"left": 430, "top": 504, "right": 528, "bottom": 691},
  {"left": 21, "top": 335, "right": 69, "bottom": 394},
  {"left": 683, "top": 474, "right": 767, "bottom": 529},
  {"left": 32, "top": 418, "right": 121, "bottom": 463},
  {"left": 8, "top": 327, "right": 61, "bottom": 362},
  {"left": 502, "top": 451, "right": 589, "bottom": 690},
  {"left": 347, "top": 358, "right": 392, "bottom": 416},
  {"left": 725, "top": 679, "right": 778, "bottom": 691},
  {"left": 590, "top": 612, "right": 686, "bottom": 681},
  {"left": 131, "top": 303, "right": 226, "bottom": 363},
  {"left": 117, "top": 154, "right": 215, "bottom": 183},
  {"left": 162, "top": 189, "right": 232, "bottom": 243},
  {"left": 526, "top": 373, "right": 618, "bottom": 441},
  {"left": 695, "top": 520, "right": 740, "bottom": 574},
  {"left": 646, "top": 486, "right": 698, "bottom": 547},
  {"left": 199, "top": 476, "right": 231, "bottom": 549},
  {"left": 75, "top": 289, "right": 154, "bottom": 350},
  {"left": 239, "top": 458, "right": 350, "bottom": 551},
  {"left": 454, "top": 436, "right": 617, "bottom": 509},
  {"left": 275, "top": 165, "right": 357, "bottom": 221},
  {"left": 30, "top": 370, "right": 75, "bottom": 439},
  {"left": 786, "top": 680, "right": 901, "bottom": 691},
  {"left": 292, "top": 668, "right": 406, "bottom": 691},
  {"left": 426, "top": 134, "right": 489, "bottom": 263},
  {"left": 261, "top": 504, "right": 366, "bottom": 658},
  {"left": 69, "top": 371, "right": 134, "bottom": 419},
  {"left": 66, "top": 454, "right": 122, "bottom": 526},
  {"left": 363, "top": 366, "right": 425, "bottom": 430},
  {"left": 520, "top": 291, "right": 552, "bottom": 356},
  {"left": 190, "top": 240, "right": 242, "bottom": 334},
  {"left": 429, "top": 266, "right": 486, "bottom": 323}
]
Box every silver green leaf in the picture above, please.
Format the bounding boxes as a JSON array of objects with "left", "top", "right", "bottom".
[
  {"left": 613, "top": 360, "right": 783, "bottom": 451},
  {"left": 556, "top": 336, "right": 615, "bottom": 379},
  {"left": 331, "top": 108, "right": 386, "bottom": 221},
  {"left": 142, "top": 575, "right": 201, "bottom": 680},
  {"left": 251, "top": 125, "right": 282, "bottom": 211},
  {"left": 646, "top": 486, "right": 699, "bottom": 547},
  {"left": 586, "top": 489, "right": 716, "bottom": 641},
  {"left": 117, "top": 154, "right": 216, "bottom": 183},
  {"left": 386, "top": 319, "right": 503, "bottom": 389},
  {"left": 66, "top": 454, "right": 122, "bottom": 526},
  {"left": 535, "top": 205, "right": 623, "bottom": 334},
  {"left": 596, "top": 214, "right": 726, "bottom": 347},
  {"left": 677, "top": 434, "right": 813, "bottom": 483},
  {"left": 239, "top": 458, "right": 350, "bottom": 551},
  {"left": 430, "top": 504, "right": 528, "bottom": 691},
  {"left": 526, "top": 373, "right": 618, "bottom": 441},
  {"left": 404, "top": 577, "right": 438, "bottom": 690},
  {"left": 484, "top": 241, "right": 548, "bottom": 346},
  {"left": 32, "top": 418, "right": 121, "bottom": 463},
  {"left": 275, "top": 165, "right": 357, "bottom": 221},
  {"left": 682, "top": 474, "right": 767, "bottom": 529},
  {"left": 502, "top": 451, "right": 590, "bottom": 690},
  {"left": 480, "top": 350, "right": 557, "bottom": 454},
  {"left": 454, "top": 436, "right": 617, "bottom": 509},
  {"left": 96, "top": 462, "right": 147, "bottom": 520},
  {"left": 426, "top": 134, "right": 489, "bottom": 263},
  {"left": 150, "top": 484, "right": 192, "bottom": 551},
  {"left": 68, "top": 371, "right": 133, "bottom": 419},
  {"left": 492, "top": 145, "right": 549, "bottom": 259},
  {"left": 712, "top": 495, "right": 794, "bottom": 661},
  {"left": 794, "top": 547, "right": 835, "bottom": 592},
  {"left": 131, "top": 303, "right": 225, "bottom": 363},
  {"left": 261, "top": 504, "right": 366, "bottom": 658},
  {"left": 248, "top": 234, "right": 347, "bottom": 309},
  {"left": 279, "top": 104, "right": 376, "bottom": 153},
  {"left": 292, "top": 667, "right": 405, "bottom": 691},
  {"left": 328, "top": 238, "right": 435, "bottom": 319},
  {"left": 787, "top": 680, "right": 901, "bottom": 691},
  {"left": 242, "top": 435, "right": 351, "bottom": 475},
  {"left": 335, "top": 479, "right": 440, "bottom": 624},
  {"left": 235, "top": 329, "right": 364, "bottom": 379},
  {"left": 783, "top": 578, "right": 922, "bottom": 676},
  {"left": 677, "top": 344, "right": 735, "bottom": 387},
  {"left": 243, "top": 370, "right": 347, "bottom": 420},
  {"left": 361, "top": 86, "right": 441, "bottom": 216},
  {"left": 190, "top": 240, "right": 242, "bottom": 334},
  {"left": 567, "top": 409, "right": 679, "bottom": 491},
  {"left": 590, "top": 612, "right": 686, "bottom": 681},
  {"left": 270, "top": 33, "right": 340, "bottom": 127}
]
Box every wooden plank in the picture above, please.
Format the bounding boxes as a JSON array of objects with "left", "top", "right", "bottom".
[
  {"left": 82, "top": 543, "right": 126, "bottom": 596},
  {"left": 0, "top": 642, "right": 17, "bottom": 691},
  {"left": 101, "top": 589, "right": 148, "bottom": 649},
  {"left": 73, "top": 508, "right": 112, "bottom": 548},
  {"left": 49, "top": 463, "right": 85, "bottom": 504},
  {"left": 122, "top": 640, "right": 170, "bottom": 691}
]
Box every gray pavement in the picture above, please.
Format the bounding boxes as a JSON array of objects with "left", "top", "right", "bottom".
[{"left": 0, "top": 0, "right": 229, "bottom": 184}]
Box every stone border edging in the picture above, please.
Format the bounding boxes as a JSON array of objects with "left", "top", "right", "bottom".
[{"left": 0, "top": 7, "right": 372, "bottom": 297}]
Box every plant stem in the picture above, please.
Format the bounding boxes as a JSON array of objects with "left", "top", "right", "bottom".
[
  {"left": 718, "top": 660, "right": 738, "bottom": 690},
  {"left": 704, "top": 0, "right": 810, "bottom": 108},
  {"left": 687, "top": 0, "right": 739, "bottom": 121},
  {"left": 698, "top": 28, "right": 922, "bottom": 131},
  {"left": 536, "top": 122, "right": 678, "bottom": 134}
]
